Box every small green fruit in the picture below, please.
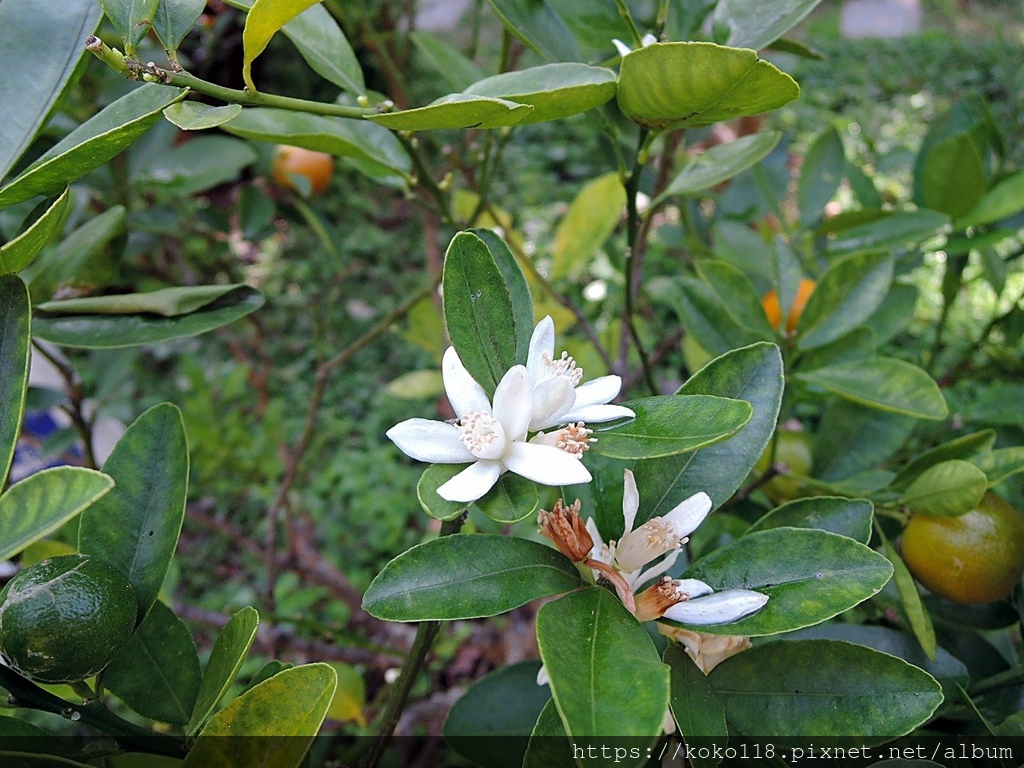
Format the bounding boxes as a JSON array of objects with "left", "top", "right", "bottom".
[{"left": 754, "top": 430, "right": 815, "bottom": 504}]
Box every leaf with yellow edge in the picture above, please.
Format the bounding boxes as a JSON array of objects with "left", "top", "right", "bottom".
[
  {"left": 325, "top": 662, "right": 366, "bottom": 726},
  {"left": 183, "top": 663, "right": 337, "bottom": 768},
  {"left": 242, "top": 0, "right": 323, "bottom": 92}
]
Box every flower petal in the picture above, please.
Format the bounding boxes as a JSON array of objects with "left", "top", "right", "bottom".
[
  {"left": 529, "top": 377, "right": 576, "bottom": 431},
  {"left": 584, "top": 517, "right": 607, "bottom": 557},
  {"left": 571, "top": 375, "right": 622, "bottom": 408},
  {"left": 442, "top": 347, "right": 491, "bottom": 418},
  {"left": 674, "top": 579, "right": 714, "bottom": 599},
  {"left": 663, "top": 491, "right": 712, "bottom": 540},
  {"left": 622, "top": 469, "right": 640, "bottom": 535},
  {"left": 492, "top": 365, "right": 532, "bottom": 441},
  {"left": 662, "top": 590, "right": 768, "bottom": 626},
  {"left": 563, "top": 403, "right": 635, "bottom": 425},
  {"left": 526, "top": 316, "right": 556, "bottom": 384},
  {"left": 502, "top": 441, "right": 592, "bottom": 487},
  {"left": 386, "top": 418, "right": 474, "bottom": 463},
  {"left": 437, "top": 460, "right": 502, "bottom": 502}
]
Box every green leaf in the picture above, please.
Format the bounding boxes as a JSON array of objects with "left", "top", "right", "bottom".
[
  {"left": 889, "top": 429, "right": 996, "bottom": 490},
  {"left": 188, "top": 607, "right": 260, "bottom": 736},
  {"left": 665, "top": 646, "right": 728, "bottom": 761},
  {"left": 410, "top": 31, "right": 485, "bottom": 92},
  {"left": 133, "top": 136, "right": 256, "bottom": 196},
  {"left": 655, "top": 132, "right": 781, "bottom": 202},
  {"left": 464, "top": 63, "right": 616, "bottom": 124},
  {"left": 796, "top": 327, "right": 878, "bottom": 373},
  {"left": 152, "top": 0, "right": 206, "bottom": 53},
  {"left": 617, "top": 42, "right": 799, "bottom": 131},
  {"left": 221, "top": 108, "right": 410, "bottom": 178},
  {"left": 795, "top": 251, "right": 894, "bottom": 350},
  {"left": 484, "top": 0, "right": 583, "bottom": 63},
  {"left": 443, "top": 231, "right": 519, "bottom": 395},
  {"left": 898, "top": 460, "right": 988, "bottom": 517},
  {"left": 523, "top": 700, "right": 572, "bottom": 768},
  {"left": 712, "top": 0, "right": 825, "bottom": 50},
  {"left": 634, "top": 343, "right": 784, "bottom": 517},
  {"left": 104, "top": 601, "right": 201, "bottom": 725},
  {"left": 798, "top": 126, "right": 845, "bottom": 227},
  {"left": 971, "top": 447, "right": 1024, "bottom": 485},
  {"left": 915, "top": 134, "right": 986, "bottom": 219},
  {"left": 39, "top": 284, "right": 246, "bottom": 318},
  {"left": 241, "top": 0, "right": 321, "bottom": 91},
  {"left": 675, "top": 528, "right": 893, "bottom": 636},
  {"left": 537, "top": 588, "right": 668, "bottom": 738},
  {"left": 184, "top": 664, "right": 337, "bottom": 767},
  {"left": 367, "top": 94, "right": 533, "bottom": 131},
  {"left": 812, "top": 398, "right": 914, "bottom": 481},
  {"left": 710, "top": 639, "right": 942, "bottom": 739},
  {"left": 362, "top": 535, "right": 581, "bottom": 621},
  {"left": 0, "top": 189, "right": 71, "bottom": 275},
  {"left": 32, "top": 286, "right": 264, "bottom": 348},
  {"left": 865, "top": 282, "right": 918, "bottom": 345},
  {"left": 550, "top": 172, "right": 625, "bottom": 281},
  {"left": 590, "top": 394, "right": 752, "bottom": 460},
  {"left": 0, "top": 467, "right": 113, "bottom": 563},
  {"left": 0, "top": 85, "right": 188, "bottom": 208},
  {"left": 698, "top": 260, "right": 777, "bottom": 337},
  {"left": 824, "top": 209, "right": 949, "bottom": 257},
  {"left": 651, "top": 276, "right": 769, "bottom": 355},
  {"left": 796, "top": 357, "right": 948, "bottom": 420},
  {"left": 0, "top": 0, "right": 102, "bottom": 182},
  {"left": 78, "top": 403, "right": 189, "bottom": 621},
  {"left": 877, "top": 525, "right": 936, "bottom": 660},
  {"left": 99, "top": 0, "right": 159, "bottom": 53},
  {"left": 746, "top": 496, "right": 873, "bottom": 544},
  {"left": 279, "top": 4, "right": 364, "bottom": 95},
  {"left": 417, "top": 464, "right": 472, "bottom": 521},
  {"left": 469, "top": 228, "right": 534, "bottom": 364},
  {"left": 958, "top": 171, "right": 1024, "bottom": 228},
  {"left": 475, "top": 474, "right": 539, "bottom": 524},
  {"left": 444, "top": 661, "right": 550, "bottom": 768},
  {"left": 163, "top": 102, "right": 244, "bottom": 130},
  {"left": 0, "top": 276, "right": 30, "bottom": 486}
]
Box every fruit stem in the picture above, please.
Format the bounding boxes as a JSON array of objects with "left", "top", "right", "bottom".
[{"left": 0, "top": 664, "right": 185, "bottom": 758}]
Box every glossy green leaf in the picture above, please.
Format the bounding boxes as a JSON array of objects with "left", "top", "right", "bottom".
[
  {"left": 865, "top": 282, "right": 918, "bottom": 345},
  {"left": 795, "top": 251, "right": 893, "bottom": 350},
  {"left": 0, "top": 189, "right": 70, "bottom": 274},
  {"left": 617, "top": 42, "right": 799, "bottom": 131},
  {"left": 39, "top": 284, "right": 247, "bottom": 317},
  {"left": 362, "top": 535, "right": 581, "bottom": 621},
  {"left": 444, "top": 661, "right": 550, "bottom": 768},
  {"left": 537, "top": 588, "right": 668, "bottom": 738},
  {"left": 796, "top": 327, "right": 877, "bottom": 372},
  {"left": 78, "top": 403, "right": 189, "bottom": 621},
  {"left": 698, "top": 260, "right": 777, "bottom": 337},
  {"left": 666, "top": 646, "right": 728, "bottom": 761},
  {"left": 898, "top": 460, "right": 988, "bottom": 518},
  {"left": 812, "top": 398, "right": 914, "bottom": 481},
  {"left": 590, "top": 394, "right": 752, "bottom": 460},
  {"left": 877, "top": 525, "right": 936, "bottom": 660},
  {"left": 0, "top": 467, "right": 113, "bottom": 563},
  {"left": 241, "top": 0, "right": 321, "bottom": 91},
  {"left": 133, "top": 136, "right": 257, "bottom": 196},
  {"left": 0, "top": 85, "right": 188, "bottom": 208},
  {"left": 634, "top": 343, "right": 783, "bottom": 517},
  {"left": 889, "top": 429, "right": 996, "bottom": 490},
  {"left": 32, "top": 286, "right": 264, "bottom": 348},
  {"left": 443, "top": 231, "right": 519, "bottom": 395},
  {"left": 675, "top": 528, "right": 893, "bottom": 636},
  {"left": 188, "top": 607, "right": 260, "bottom": 736},
  {"left": 958, "top": 171, "right": 1024, "bottom": 228},
  {"left": 523, "top": 699, "right": 572, "bottom": 768},
  {"left": 475, "top": 474, "right": 539, "bottom": 524},
  {"left": 796, "top": 357, "right": 947, "bottom": 420},
  {"left": 104, "top": 601, "right": 201, "bottom": 725},
  {"left": 153, "top": 0, "right": 206, "bottom": 53},
  {"left": 99, "top": 0, "right": 159, "bottom": 52},
  {"left": 712, "top": 0, "right": 825, "bottom": 50},
  {"left": 470, "top": 228, "right": 533, "bottom": 364},
  {"left": 656, "top": 132, "right": 780, "bottom": 201},
  {"left": 550, "top": 172, "right": 625, "bottom": 281},
  {"left": 915, "top": 135, "right": 986, "bottom": 219},
  {"left": 971, "top": 447, "right": 1024, "bottom": 485},
  {"left": 0, "top": 0, "right": 102, "bottom": 182},
  {"left": 825, "top": 209, "right": 949, "bottom": 257},
  {"left": 184, "top": 664, "right": 337, "bottom": 767},
  {"left": 0, "top": 276, "right": 30, "bottom": 487},
  {"left": 221, "top": 108, "right": 410, "bottom": 177},
  {"left": 711, "top": 640, "right": 942, "bottom": 738},
  {"left": 464, "top": 63, "right": 616, "bottom": 124},
  {"left": 279, "top": 4, "right": 364, "bottom": 95},
  {"left": 164, "top": 102, "right": 243, "bottom": 130},
  {"left": 410, "top": 31, "right": 485, "bottom": 92},
  {"left": 798, "top": 126, "right": 845, "bottom": 227},
  {"left": 367, "top": 94, "right": 533, "bottom": 131},
  {"left": 484, "top": 0, "right": 583, "bottom": 63},
  {"left": 650, "top": 275, "right": 769, "bottom": 355},
  {"left": 417, "top": 464, "right": 472, "bottom": 521},
  {"left": 746, "top": 496, "right": 873, "bottom": 544}
]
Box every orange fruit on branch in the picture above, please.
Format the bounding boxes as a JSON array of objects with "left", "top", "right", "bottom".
[{"left": 271, "top": 145, "right": 334, "bottom": 196}]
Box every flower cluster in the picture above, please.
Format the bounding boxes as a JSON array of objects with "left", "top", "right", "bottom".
[{"left": 387, "top": 317, "right": 633, "bottom": 502}]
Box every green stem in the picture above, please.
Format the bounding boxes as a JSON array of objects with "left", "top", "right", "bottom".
[
  {"left": 613, "top": 0, "right": 645, "bottom": 47},
  {"left": 396, "top": 134, "right": 455, "bottom": 227},
  {"left": 622, "top": 129, "right": 658, "bottom": 395},
  {"left": 359, "top": 518, "right": 464, "bottom": 768},
  {"left": 0, "top": 665, "right": 184, "bottom": 758}
]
